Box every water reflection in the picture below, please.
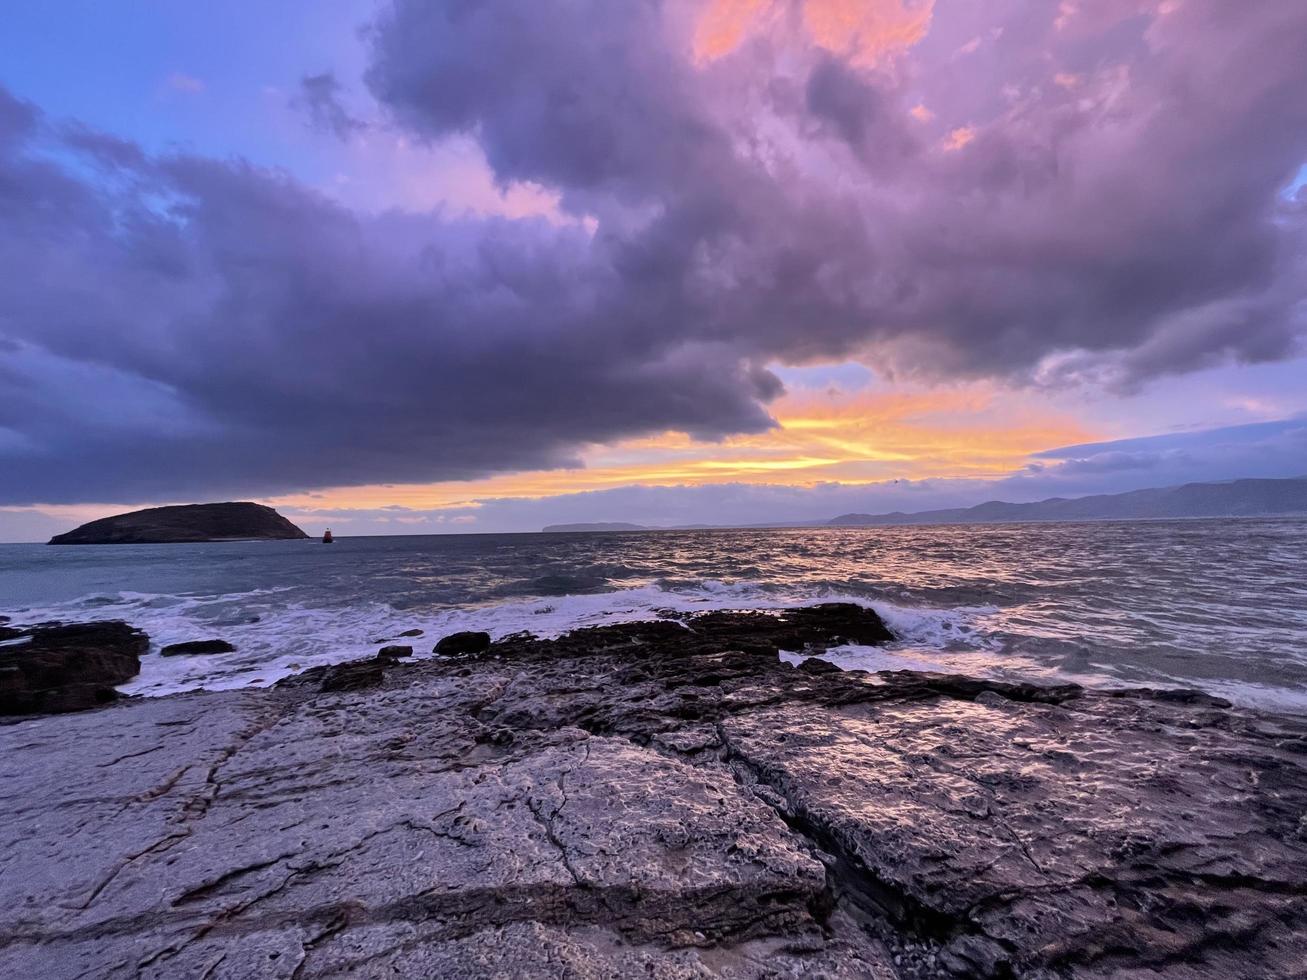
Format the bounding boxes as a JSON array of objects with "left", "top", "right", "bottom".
[{"left": 2, "top": 518, "right": 1305, "bottom": 707}]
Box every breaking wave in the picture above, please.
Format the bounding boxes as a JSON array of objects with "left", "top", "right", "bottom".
[{"left": 3, "top": 519, "right": 1306, "bottom": 709}]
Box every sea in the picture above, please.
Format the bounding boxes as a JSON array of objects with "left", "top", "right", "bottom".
[{"left": 3, "top": 519, "right": 1306, "bottom": 712}]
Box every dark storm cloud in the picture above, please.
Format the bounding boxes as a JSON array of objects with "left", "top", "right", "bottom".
[
  {"left": 366, "top": 0, "right": 724, "bottom": 195},
  {"left": 802, "top": 58, "right": 920, "bottom": 173},
  {"left": 2, "top": 0, "right": 1307, "bottom": 505},
  {"left": 365, "top": 0, "right": 1307, "bottom": 384},
  {"left": 0, "top": 88, "right": 776, "bottom": 504}
]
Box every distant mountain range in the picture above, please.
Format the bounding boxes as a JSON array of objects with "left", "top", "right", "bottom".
[
  {"left": 540, "top": 477, "right": 1307, "bottom": 533},
  {"left": 827, "top": 477, "right": 1307, "bottom": 526},
  {"left": 542, "top": 522, "right": 651, "bottom": 533},
  {"left": 543, "top": 521, "right": 720, "bottom": 533}
]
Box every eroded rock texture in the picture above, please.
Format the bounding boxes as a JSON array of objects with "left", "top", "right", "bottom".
[{"left": 0, "top": 605, "right": 1304, "bottom": 978}]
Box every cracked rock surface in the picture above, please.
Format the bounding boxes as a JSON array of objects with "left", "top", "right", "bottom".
[{"left": 1, "top": 605, "right": 1305, "bottom": 978}]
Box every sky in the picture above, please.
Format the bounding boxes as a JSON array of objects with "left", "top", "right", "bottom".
[{"left": 0, "top": 0, "right": 1305, "bottom": 541}]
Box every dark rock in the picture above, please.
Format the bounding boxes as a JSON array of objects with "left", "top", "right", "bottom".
[
  {"left": 0, "top": 621, "right": 147, "bottom": 715},
  {"left": 683, "top": 603, "right": 894, "bottom": 655},
  {"left": 460, "top": 604, "right": 894, "bottom": 669},
  {"left": 3, "top": 611, "right": 1305, "bottom": 978},
  {"left": 48, "top": 502, "right": 309, "bottom": 545},
  {"left": 876, "top": 669, "right": 1083, "bottom": 705},
  {"left": 973, "top": 690, "right": 1011, "bottom": 708},
  {"left": 797, "top": 656, "right": 842, "bottom": 675},
  {"left": 474, "top": 727, "right": 516, "bottom": 746},
  {"left": 782, "top": 602, "right": 896, "bottom": 645},
  {"left": 434, "top": 630, "right": 492, "bottom": 655},
  {"left": 939, "top": 935, "right": 1007, "bottom": 977},
  {"left": 317, "top": 659, "right": 386, "bottom": 692},
  {"left": 397, "top": 628, "right": 424, "bottom": 638},
  {"left": 159, "top": 639, "right": 236, "bottom": 657},
  {"left": 376, "top": 645, "right": 413, "bottom": 661},
  {"left": 1108, "top": 686, "right": 1234, "bottom": 708}
]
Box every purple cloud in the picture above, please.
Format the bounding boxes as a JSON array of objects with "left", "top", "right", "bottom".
[{"left": 1, "top": 0, "right": 1306, "bottom": 505}]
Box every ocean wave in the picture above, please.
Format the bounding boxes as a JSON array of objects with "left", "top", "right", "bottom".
[
  {"left": 5, "top": 580, "right": 1001, "bottom": 699},
  {"left": 5, "top": 520, "right": 1306, "bottom": 710}
]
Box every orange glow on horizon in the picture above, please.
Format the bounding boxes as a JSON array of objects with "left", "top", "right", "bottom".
[{"left": 267, "top": 380, "right": 1095, "bottom": 513}]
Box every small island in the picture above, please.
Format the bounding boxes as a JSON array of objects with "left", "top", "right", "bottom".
[{"left": 48, "top": 502, "right": 309, "bottom": 545}]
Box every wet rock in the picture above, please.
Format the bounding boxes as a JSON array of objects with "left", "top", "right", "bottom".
[
  {"left": 0, "top": 621, "right": 147, "bottom": 716},
  {"left": 397, "top": 628, "right": 424, "bottom": 638},
  {"left": 160, "top": 639, "right": 236, "bottom": 657},
  {"left": 375, "top": 644, "right": 413, "bottom": 661},
  {"left": 939, "top": 935, "right": 1007, "bottom": 976},
  {"left": 719, "top": 681, "right": 1307, "bottom": 978},
  {"left": 1, "top": 610, "right": 1304, "bottom": 978},
  {"left": 1108, "top": 686, "right": 1234, "bottom": 708},
  {"left": 434, "top": 630, "right": 492, "bottom": 655},
  {"left": 783, "top": 602, "right": 896, "bottom": 645},
  {"left": 877, "top": 670, "right": 1083, "bottom": 705},
  {"left": 676, "top": 603, "right": 894, "bottom": 657},
  {"left": 302, "top": 659, "right": 388, "bottom": 692}
]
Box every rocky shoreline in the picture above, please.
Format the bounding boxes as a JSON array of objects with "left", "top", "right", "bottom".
[{"left": 2, "top": 605, "right": 1305, "bottom": 978}]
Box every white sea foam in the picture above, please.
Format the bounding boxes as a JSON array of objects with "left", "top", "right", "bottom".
[
  {"left": 6, "top": 523, "right": 1306, "bottom": 712},
  {"left": 783, "top": 640, "right": 1307, "bottom": 712},
  {"left": 6, "top": 581, "right": 1003, "bottom": 698}
]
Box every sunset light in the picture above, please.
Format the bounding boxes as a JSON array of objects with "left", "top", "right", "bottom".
[{"left": 3, "top": 4, "right": 1306, "bottom": 976}]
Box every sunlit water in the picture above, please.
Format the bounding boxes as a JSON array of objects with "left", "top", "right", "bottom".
[{"left": 2, "top": 519, "right": 1305, "bottom": 711}]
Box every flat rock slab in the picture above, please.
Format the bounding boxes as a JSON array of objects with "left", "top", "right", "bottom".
[{"left": 1, "top": 609, "right": 1304, "bottom": 978}]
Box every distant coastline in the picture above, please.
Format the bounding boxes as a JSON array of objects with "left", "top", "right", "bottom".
[
  {"left": 541, "top": 522, "right": 651, "bottom": 533},
  {"left": 827, "top": 476, "right": 1307, "bottom": 527},
  {"left": 538, "top": 476, "right": 1307, "bottom": 532}
]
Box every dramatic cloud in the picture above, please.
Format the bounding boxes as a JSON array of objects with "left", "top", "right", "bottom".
[
  {"left": 2, "top": 0, "right": 1306, "bottom": 506},
  {"left": 368, "top": 0, "right": 1307, "bottom": 380},
  {"left": 263, "top": 417, "right": 1307, "bottom": 536},
  {"left": 3, "top": 416, "right": 1303, "bottom": 540}
]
